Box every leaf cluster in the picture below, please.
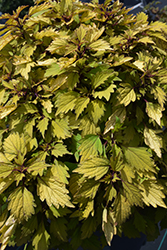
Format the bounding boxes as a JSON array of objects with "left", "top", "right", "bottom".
[{"left": 0, "top": 0, "right": 167, "bottom": 249}]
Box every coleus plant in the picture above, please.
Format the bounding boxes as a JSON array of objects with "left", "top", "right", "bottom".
[{"left": 0, "top": 0, "right": 167, "bottom": 249}]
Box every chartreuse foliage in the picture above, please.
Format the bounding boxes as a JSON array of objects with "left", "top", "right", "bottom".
[{"left": 0, "top": 0, "right": 167, "bottom": 249}]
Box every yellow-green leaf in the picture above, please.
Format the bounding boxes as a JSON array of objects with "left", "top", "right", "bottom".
[
  {"left": 123, "top": 182, "right": 143, "bottom": 206},
  {"left": 117, "top": 83, "right": 136, "bottom": 106},
  {"left": 0, "top": 31, "right": 13, "bottom": 51},
  {"left": 37, "top": 117, "right": 49, "bottom": 138},
  {"left": 74, "top": 157, "right": 109, "bottom": 180},
  {"left": 52, "top": 118, "right": 71, "bottom": 139},
  {"left": 104, "top": 106, "right": 126, "bottom": 134},
  {"left": 102, "top": 208, "right": 116, "bottom": 246},
  {"left": 87, "top": 99, "right": 105, "bottom": 124},
  {"left": 75, "top": 97, "right": 90, "bottom": 119},
  {"left": 90, "top": 39, "right": 110, "bottom": 51},
  {"left": 124, "top": 147, "right": 155, "bottom": 172},
  {"left": 146, "top": 102, "right": 162, "bottom": 126},
  {"left": 113, "top": 194, "right": 131, "bottom": 225},
  {"left": 92, "top": 70, "right": 114, "bottom": 89},
  {"left": 51, "top": 143, "right": 71, "bottom": 158},
  {"left": 139, "top": 181, "right": 166, "bottom": 208},
  {"left": 144, "top": 127, "right": 162, "bottom": 158},
  {"left": 55, "top": 91, "right": 79, "bottom": 115},
  {"left": 44, "top": 63, "right": 61, "bottom": 77},
  {"left": 3, "top": 132, "right": 27, "bottom": 162},
  {"left": 8, "top": 187, "right": 36, "bottom": 222},
  {"left": 41, "top": 100, "right": 53, "bottom": 114},
  {"left": 27, "top": 161, "right": 50, "bottom": 176},
  {"left": 0, "top": 104, "right": 17, "bottom": 120},
  {"left": 37, "top": 170, "right": 74, "bottom": 208},
  {"left": 0, "top": 163, "right": 14, "bottom": 179},
  {"left": 93, "top": 84, "right": 116, "bottom": 101},
  {"left": 82, "top": 200, "right": 94, "bottom": 219},
  {"left": 32, "top": 221, "right": 50, "bottom": 250},
  {"left": 0, "top": 176, "right": 14, "bottom": 195},
  {"left": 78, "top": 134, "right": 103, "bottom": 162},
  {"left": 50, "top": 217, "right": 68, "bottom": 242},
  {"left": 51, "top": 161, "right": 70, "bottom": 184}
]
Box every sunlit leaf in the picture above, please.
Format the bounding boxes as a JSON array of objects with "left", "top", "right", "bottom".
[
  {"left": 146, "top": 102, "right": 162, "bottom": 126},
  {"left": 144, "top": 127, "right": 162, "bottom": 158},
  {"left": 117, "top": 83, "right": 136, "bottom": 106},
  {"left": 37, "top": 169, "right": 74, "bottom": 208},
  {"left": 124, "top": 147, "right": 155, "bottom": 172},
  {"left": 139, "top": 181, "right": 167, "bottom": 208},
  {"left": 79, "top": 134, "right": 103, "bottom": 161},
  {"left": 8, "top": 187, "right": 36, "bottom": 222},
  {"left": 74, "top": 157, "right": 109, "bottom": 180},
  {"left": 32, "top": 221, "right": 50, "bottom": 250}
]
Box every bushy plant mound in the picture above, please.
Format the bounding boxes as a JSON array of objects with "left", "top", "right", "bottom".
[{"left": 0, "top": 0, "right": 167, "bottom": 249}]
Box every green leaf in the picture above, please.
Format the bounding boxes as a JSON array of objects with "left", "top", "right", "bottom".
[
  {"left": 113, "top": 194, "right": 131, "bottom": 225},
  {"left": 117, "top": 83, "right": 136, "bottom": 106},
  {"left": 139, "top": 181, "right": 167, "bottom": 208},
  {"left": 50, "top": 217, "right": 68, "bottom": 242},
  {"left": 32, "top": 222, "right": 50, "bottom": 250},
  {"left": 134, "top": 210, "right": 146, "bottom": 233},
  {"left": 37, "top": 117, "right": 49, "bottom": 138},
  {"left": 55, "top": 92, "right": 79, "bottom": 115},
  {"left": 144, "top": 127, "right": 162, "bottom": 158},
  {"left": 146, "top": 102, "right": 162, "bottom": 126},
  {"left": 136, "top": 106, "right": 144, "bottom": 125},
  {"left": 52, "top": 143, "right": 71, "bottom": 158},
  {"left": 78, "top": 134, "right": 103, "bottom": 162},
  {"left": 124, "top": 147, "right": 155, "bottom": 172},
  {"left": 52, "top": 118, "right": 71, "bottom": 139},
  {"left": 8, "top": 187, "right": 36, "bottom": 222},
  {"left": 104, "top": 106, "right": 126, "bottom": 134},
  {"left": 81, "top": 216, "right": 97, "bottom": 239},
  {"left": 37, "top": 170, "right": 74, "bottom": 208}
]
